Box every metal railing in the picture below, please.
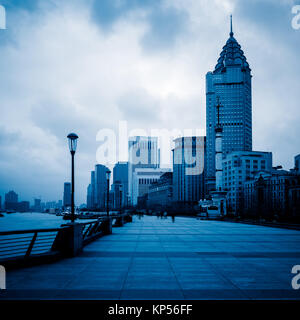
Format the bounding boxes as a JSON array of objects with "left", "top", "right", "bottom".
[
  {"left": 0, "top": 227, "right": 67, "bottom": 262},
  {"left": 0, "top": 214, "right": 132, "bottom": 268}
]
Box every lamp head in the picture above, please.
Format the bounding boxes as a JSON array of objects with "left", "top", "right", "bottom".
[{"left": 67, "top": 133, "right": 78, "bottom": 153}]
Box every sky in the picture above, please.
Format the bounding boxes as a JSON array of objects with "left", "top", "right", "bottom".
[{"left": 0, "top": 0, "right": 299, "bottom": 205}]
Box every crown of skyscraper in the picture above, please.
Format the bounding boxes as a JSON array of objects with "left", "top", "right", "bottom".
[{"left": 214, "top": 16, "right": 251, "bottom": 74}]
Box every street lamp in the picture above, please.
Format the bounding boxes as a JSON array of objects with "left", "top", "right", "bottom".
[
  {"left": 67, "top": 133, "right": 78, "bottom": 223},
  {"left": 106, "top": 170, "right": 111, "bottom": 217}
]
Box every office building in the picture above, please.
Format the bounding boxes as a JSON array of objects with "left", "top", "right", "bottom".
[
  {"left": 95, "top": 164, "right": 110, "bottom": 209},
  {"left": 173, "top": 137, "right": 206, "bottom": 204},
  {"left": 206, "top": 16, "right": 252, "bottom": 192},
  {"left": 147, "top": 172, "right": 173, "bottom": 209},
  {"left": 128, "top": 136, "right": 159, "bottom": 205},
  {"left": 132, "top": 167, "right": 170, "bottom": 206},
  {"left": 223, "top": 151, "right": 272, "bottom": 214},
  {"left": 4, "top": 190, "right": 18, "bottom": 210},
  {"left": 63, "top": 182, "right": 71, "bottom": 208},
  {"left": 113, "top": 162, "right": 129, "bottom": 207}
]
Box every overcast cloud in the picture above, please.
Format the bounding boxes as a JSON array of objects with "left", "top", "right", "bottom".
[{"left": 0, "top": 0, "right": 299, "bottom": 204}]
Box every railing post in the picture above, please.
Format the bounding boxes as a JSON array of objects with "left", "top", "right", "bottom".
[
  {"left": 25, "top": 232, "right": 37, "bottom": 258},
  {"left": 101, "top": 217, "right": 112, "bottom": 235},
  {"left": 53, "top": 223, "right": 83, "bottom": 257}
]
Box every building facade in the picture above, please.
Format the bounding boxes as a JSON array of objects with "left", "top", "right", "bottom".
[
  {"left": 223, "top": 151, "right": 272, "bottom": 214},
  {"left": 244, "top": 169, "right": 300, "bottom": 220},
  {"left": 206, "top": 18, "right": 252, "bottom": 192},
  {"left": 4, "top": 190, "right": 18, "bottom": 210},
  {"left": 173, "top": 137, "right": 206, "bottom": 204},
  {"left": 132, "top": 167, "right": 170, "bottom": 206},
  {"left": 113, "top": 162, "right": 129, "bottom": 207},
  {"left": 128, "top": 136, "right": 159, "bottom": 205},
  {"left": 95, "top": 164, "right": 109, "bottom": 209},
  {"left": 63, "top": 182, "right": 71, "bottom": 208},
  {"left": 147, "top": 172, "right": 173, "bottom": 209}
]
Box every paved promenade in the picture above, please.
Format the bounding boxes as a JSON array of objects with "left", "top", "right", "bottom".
[{"left": 2, "top": 216, "right": 300, "bottom": 300}]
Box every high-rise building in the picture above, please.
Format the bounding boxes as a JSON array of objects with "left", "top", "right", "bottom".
[
  {"left": 33, "top": 198, "right": 41, "bottom": 212},
  {"left": 86, "top": 171, "right": 96, "bottom": 209},
  {"left": 173, "top": 137, "right": 206, "bottom": 204},
  {"left": 63, "top": 182, "right": 71, "bottom": 208},
  {"left": 90, "top": 171, "right": 96, "bottom": 208},
  {"left": 95, "top": 164, "right": 109, "bottom": 209},
  {"left": 5, "top": 190, "right": 18, "bottom": 210},
  {"left": 113, "top": 162, "right": 129, "bottom": 207},
  {"left": 128, "top": 136, "right": 159, "bottom": 205},
  {"left": 206, "top": 16, "right": 252, "bottom": 192},
  {"left": 86, "top": 184, "right": 93, "bottom": 209},
  {"left": 0, "top": 195, "right": 2, "bottom": 210}
]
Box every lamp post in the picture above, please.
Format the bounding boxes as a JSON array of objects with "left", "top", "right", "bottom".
[
  {"left": 67, "top": 133, "right": 78, "bottom": 223},
  {"left": 106, "top": 170, "right": 111, "bottom": 217}
]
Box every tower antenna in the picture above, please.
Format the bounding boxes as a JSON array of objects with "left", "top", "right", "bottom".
[{"left": 230, "top": 14, "right": 233, "bottom": 37}]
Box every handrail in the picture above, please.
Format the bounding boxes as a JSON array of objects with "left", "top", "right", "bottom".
[
  {"left": 0, "top": 214, "right": 132, "bottom": 268},
  {"left": 0, "top": 227, "right": 68, "bottom": 236}
]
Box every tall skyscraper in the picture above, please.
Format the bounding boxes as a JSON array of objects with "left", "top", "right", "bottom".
[
  {"left": 95, "top": 164, "right": 109, "bottom": 209},
  {"left": 63, "top": 182, "right": 71, "bottom": 208},
  {"left": 128, "top": 136, "right": 159, "bottom": 205},
  {"left": 173, "top": 136, "right": 206, "bottom": 204},
  {"left": 206, "top": 16, "right": 252, "bottom": 192},
  {"left": 4, "top": 190, "right": 18, "bottom": 210},
  {"left": 90, "top": 170, "right": 96, "bottom": 208},
  {"left": 113, "top": 161, "right": 129, "bottom": 207}
]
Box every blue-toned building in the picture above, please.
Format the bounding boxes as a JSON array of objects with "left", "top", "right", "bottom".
[
  {"left": 206, "top": 17, "right": 252, "bottom": 192},
  {"left": 95, "top": 164, "right": 109, "bottom": 209},
  {"left": 63, "top": 182, "right": 71, "bottom": 208},
  {"left": 113, "top": 161, "right": 129, "bottom": 207},
  {"left": 173, "top": 136, "right": 206, "bottom": 204}
]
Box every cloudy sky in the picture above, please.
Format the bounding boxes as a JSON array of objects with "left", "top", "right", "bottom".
[{"left": 0, "top": 0, "right": 299, "bottom": 205}]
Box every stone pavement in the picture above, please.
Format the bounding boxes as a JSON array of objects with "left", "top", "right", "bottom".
[{"left": 1, "top": 216, "right": 300, "bottom": 300}]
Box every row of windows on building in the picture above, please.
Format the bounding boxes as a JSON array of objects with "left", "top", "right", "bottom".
[{"left": 139, "top": 178, "right": 158, "bottom": 185}]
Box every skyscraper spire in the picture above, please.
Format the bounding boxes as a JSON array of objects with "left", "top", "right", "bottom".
[{"left": 230, "top": 14, "right": 233, "bottom": 37}]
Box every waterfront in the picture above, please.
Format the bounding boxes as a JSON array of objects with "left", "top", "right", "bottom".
[
  {"left": 2, "top": 215, "right": 300, "bottom": 300},
  {"left": 0, "top": 212, "right": 95, "bottom": 232}
]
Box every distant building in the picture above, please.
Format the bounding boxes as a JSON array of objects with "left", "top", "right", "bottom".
[
  {"left": 128, "top": 136, "right": 159, "bottom": 205},
  {"left": 173, "top": 137, "right": 206, "bottom": 205},
  {"left": 0, "top": 195, "right": 2, "bottom": 210},
  {"left": 95, "top": 164, "right": 110, "bottom": 209},
  {"left": 206, "top": 16, "right": 252, "bottom": 192},
  {"left": 86, "top": 184, "right": 93, "bottom": 209},
  {"left": 147, "top": 172, "right": 173, "bottom": 209},
  {"left": 244, "top": 169, "right": 300, "bottom": 219},
  {"left": 113, "top": 162, "right": 129, "bottom": 207},
  {"left": 63, "top": 182, "right": 71, "bottom": 208},
  {"left": 223, "top": 151, "right": 272, "bottom": 214},
  {"left": 90, "top": 171, "right": 96, "bottom": 208},
  {"left": 33, "top": 198, "right": 41, "bottom": 212},
  {"left": 132, "top": 168, "right": 170, "bottom": 206},
  {"left": 18, "top": 201, "right": 30, "bottom": 212},
  {"left": 295, "top": 154, "right": 300, "bottom": 173},
  {"left": 4, "top": 190, "right": 18, "bottom": 210},
  {"left": 112, "top": 181, "right": 123, "bottom": 209}
]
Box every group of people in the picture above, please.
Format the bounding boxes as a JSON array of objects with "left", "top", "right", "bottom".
[{"left": 156, "top": 211, "right": 176, "bottom": 222}]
